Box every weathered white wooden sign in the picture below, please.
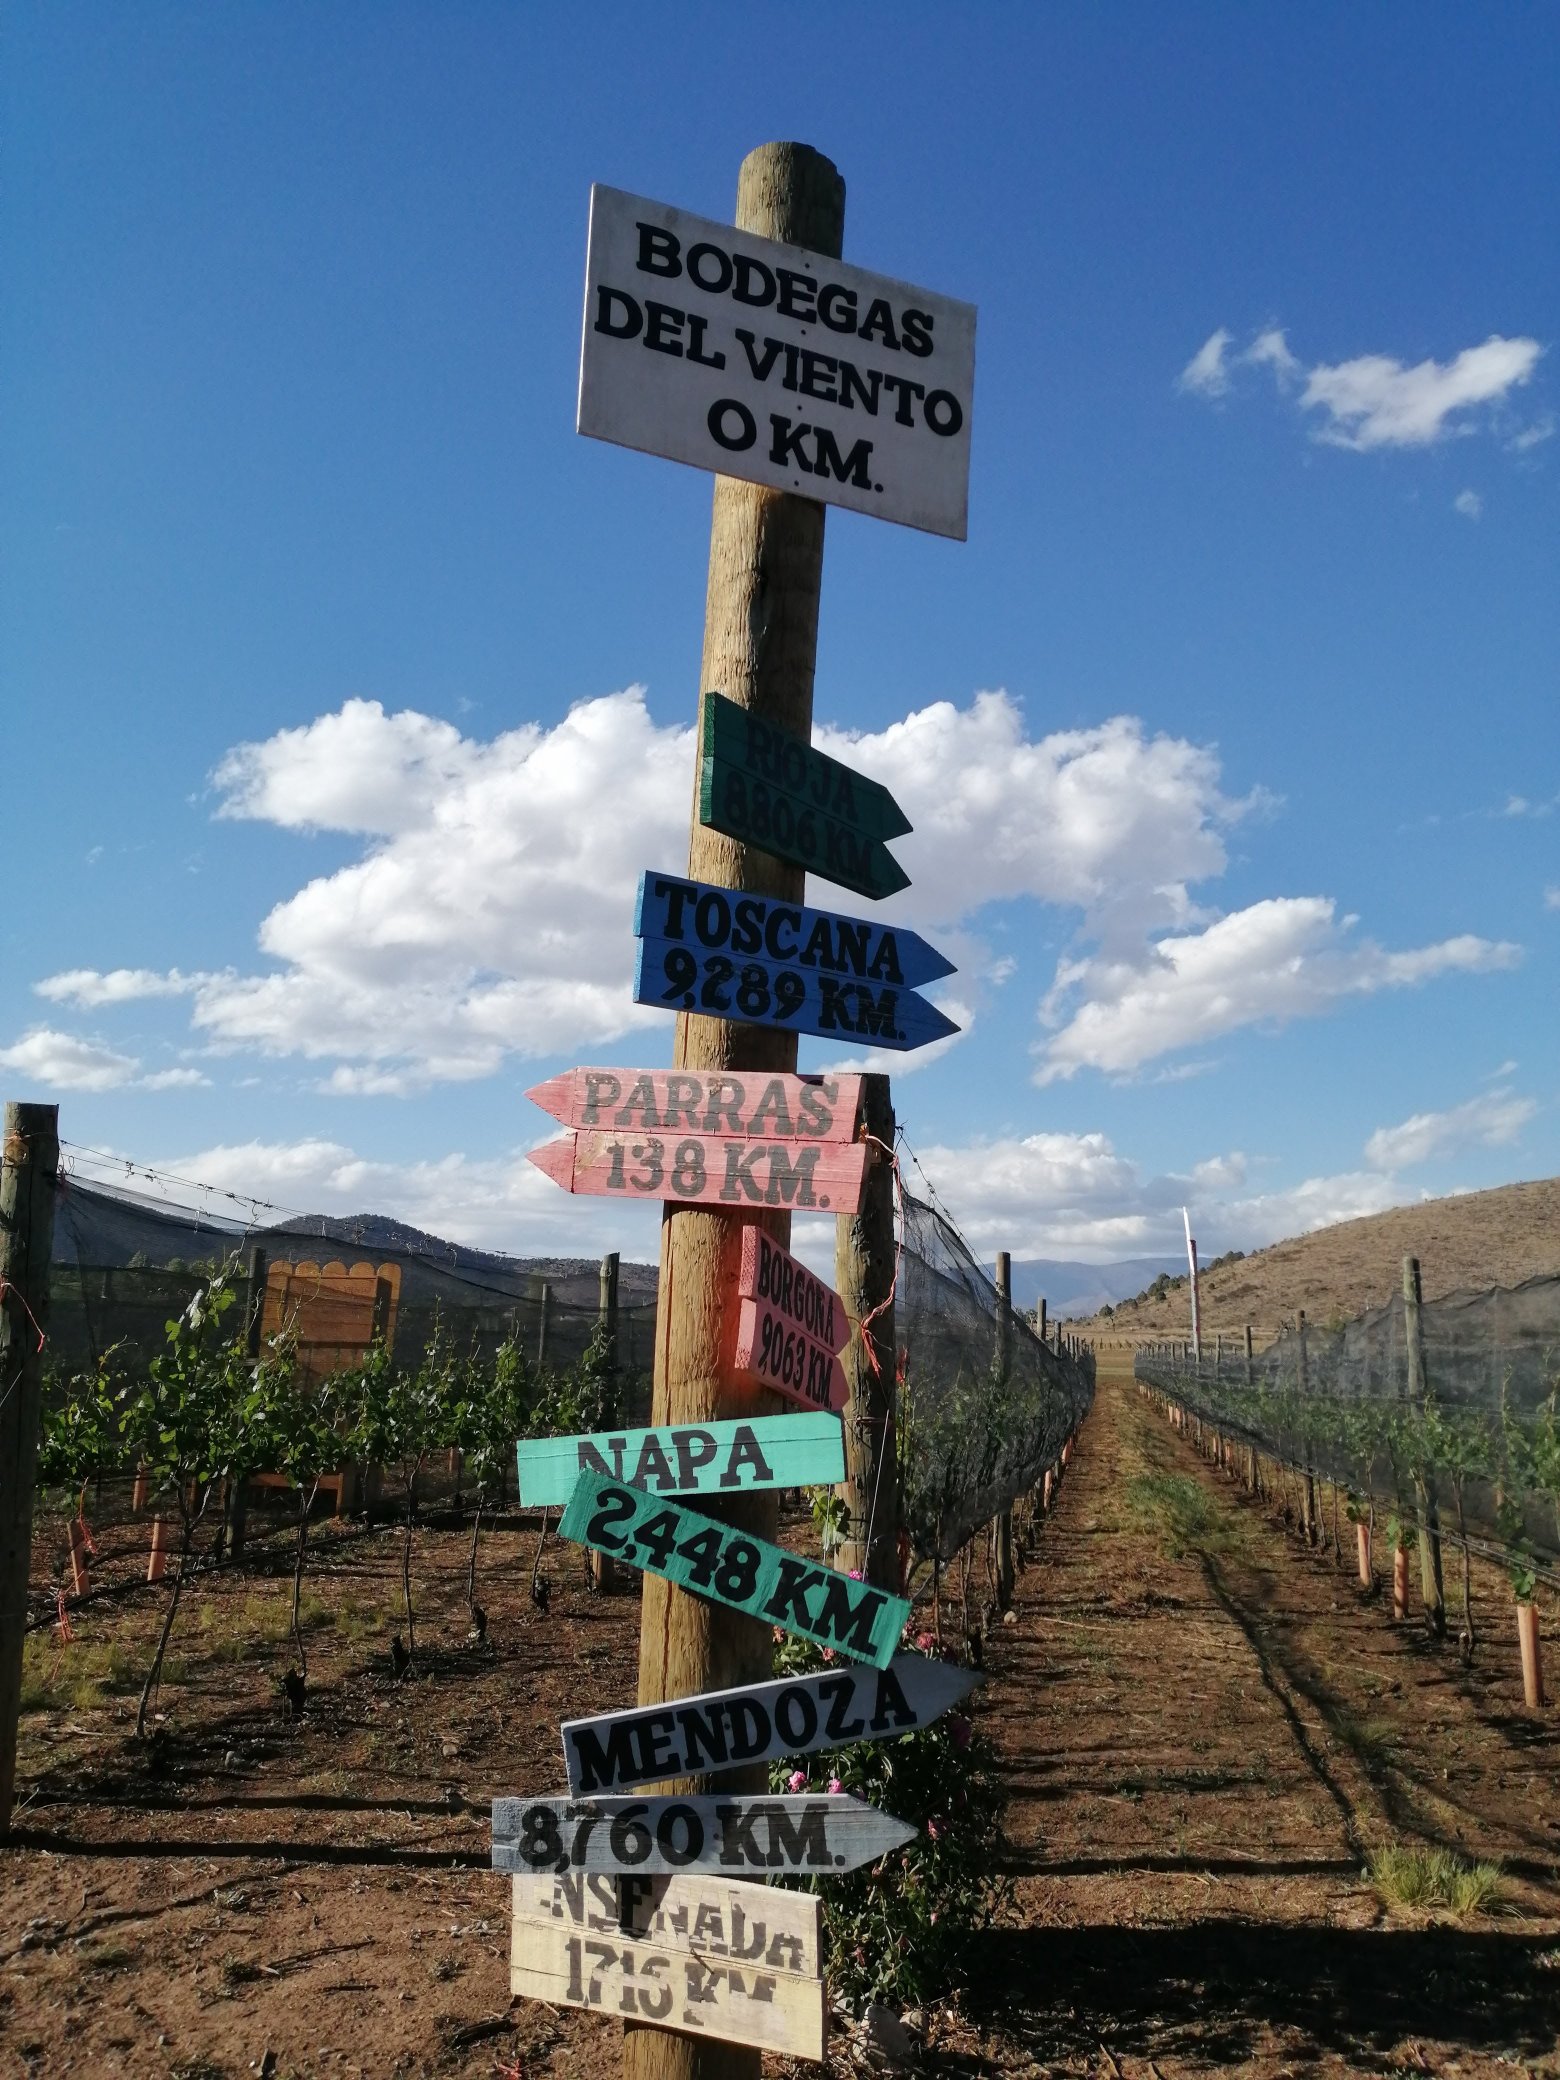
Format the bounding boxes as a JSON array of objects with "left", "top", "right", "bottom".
[
  {"left": 492, "top": 1792, "right": 915, "bottom": 1876},
  {"left": 562, "top": 1653, "right": 980, "bottom": 1794},
  {"left": 578, "top": 184, "right": 976, "bottom": 539},
  {"left": 511, "top": 1870, "right": 826, "bottom": 2060}
]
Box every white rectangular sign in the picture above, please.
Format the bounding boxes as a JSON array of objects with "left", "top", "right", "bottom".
[{"left": 578, "top": 184, "right": 976, "bottom": 540}]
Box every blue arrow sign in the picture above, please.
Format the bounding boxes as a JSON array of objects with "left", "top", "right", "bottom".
[
  {"left": 634, "top": 935, "right": 959, "bottom": 1053},
  {"left": 636, "top": 872, "right": 955, "bottom": 992}
]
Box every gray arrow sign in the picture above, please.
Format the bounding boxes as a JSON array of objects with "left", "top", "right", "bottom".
[
  {"left": 492, "top": 1792, "right": 916, "bottom": 1876},
  {"left": 561, "top": 1653, "right": 980, "bottom": 1796}
]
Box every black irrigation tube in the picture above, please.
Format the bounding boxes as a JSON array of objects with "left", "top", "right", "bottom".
[
  {"left": 5, "top": 1824, "right": 491, "bottom": 1870},
  {"left": 1137, "top": 1374, "right": 1560, "bottom": 1596}
]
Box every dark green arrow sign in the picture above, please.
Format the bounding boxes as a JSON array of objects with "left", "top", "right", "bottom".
[{"left": 699, "top": 693, "right": 910, "bottom": 901}]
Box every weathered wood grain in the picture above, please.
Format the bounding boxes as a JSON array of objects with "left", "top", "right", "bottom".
[
  {"left": 560, "top": 1472, "right": 910, "bottom": 1668},
  {"left": 493, "top": 1792, "right": 914, "bottom": 1877},
  {"left": 511, "top": 1879, "right": 826, "bottom": 2061},
  {"left": 561, "top": 1655, "right": 981, "bottom": 1795},
  {"left": 516, "top": 1415, "right": 843, "bottom": 1509},
  {"left": 526, "top": 1067, "right": 863, "bottom": 1145},
  {"left": 736, "top": 1229, "right": 850, "bottom": 1353},
  {"left": 729, "top": 1297, "right": 847, "bottom": 1413},
  {"left": 527, "top": 1130, "right": 870, "bottom": 1215}
]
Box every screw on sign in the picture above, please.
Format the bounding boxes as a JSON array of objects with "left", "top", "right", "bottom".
[
  {"left": 559, "top": 1470, "right": 911, "bottom": 1668},
  {"left": 491, "top": 1792, "right": 915, "bottom": 1877}
]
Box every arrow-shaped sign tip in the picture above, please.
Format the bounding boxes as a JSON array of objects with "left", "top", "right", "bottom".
[{"left": 526, "top": 1137, "right": 576, "bottom": 1190}]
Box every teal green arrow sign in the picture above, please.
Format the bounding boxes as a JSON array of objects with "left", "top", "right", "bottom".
[
  {"left": 699, "top": 694, "right": 910, "bottom": 901},
  {"left": 560, "top": 1469, "right": 911, "bottom": 1668},
  {"left": 517, "top": 1413, "right": 844, "bottom": 1508}
]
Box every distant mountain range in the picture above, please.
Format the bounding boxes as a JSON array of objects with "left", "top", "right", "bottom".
[
  {"left": 1007, "top": 1256, "right": 1184, "bottom": 1320},
  {"left": 51, "top": 1179, "right": 660, "bottom": 1307},
  {"left": 52, "top": 1177, "right": 1182, "bottom": 1320}
]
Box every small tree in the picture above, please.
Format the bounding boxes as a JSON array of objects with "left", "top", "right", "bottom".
[
  {"left": 342, "top": 1325, "right": 450, "bottom": 1664},
  {"left": 450, "top": 1334, "right": 538, "bottom": 1626},
  {"left": 119, "top": 1262, "right": 267, "bottom": 1737}
]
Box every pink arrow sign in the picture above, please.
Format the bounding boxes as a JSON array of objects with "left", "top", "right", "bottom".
[
  {"left": 528, "top": 1129, "right": 870, "bottom": 1216},
  {"left": 737, "top": 1227, "right": 851, "bottom": 1354},
  {"left": 527, "top": 1068, "right": 863, "bottom": 1146},
  {"left": 730, "top": 1296, "right": 849, "bottom": 1413}
]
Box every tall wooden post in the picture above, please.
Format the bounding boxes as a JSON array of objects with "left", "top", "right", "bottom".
[
  {"left": 994, "top": 1252, "right": 1014, "bottom": 1607},
  {"left": 835, "top": 1075, "right": 897, "bottom": 1589},
  {"left": 1402, "top": 1256, "right": 1446, "bottom": 1637},
  {"left": 1, "top": 1102, "right": 59, "bottom": 1834},
  {"left": 624, "top": 140, "right": 846, "bottom": 2080},
  {"left": 1297, "top": 1310, "right": 1317, "bottom": 1544}
]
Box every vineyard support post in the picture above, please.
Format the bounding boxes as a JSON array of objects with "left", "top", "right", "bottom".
[
  {"left": 225, "top": 1242, "right": 267, "bottom": 1565},
  {"left": 625, "top": 140, "right": 846, "bottom": 2080},
  {"left": 835, "top": 1074, "right": 898, "bottom": 1591},
  {"left": 1402, "top": 1256, "right": 1446, "bottom": 1638},
  {"left": 1517, "top": 1600, "right": 1544, "bottom": 1709},
  {"left": 0, "top": 1101, "right": 58, "bottom": 1835},
  {"left": 994, "top": 1251, "right": 1014, "bottom": 1607},
  {"left": 1297, "top": 1310, "right": 1317, "bottom": 1544},
  {"left": 592, "top": 1252, "right": 621, "bottom": 1592}
]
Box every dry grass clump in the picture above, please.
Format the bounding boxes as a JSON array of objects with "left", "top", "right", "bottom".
[{"left": 1368, "top": 1844, "right": 1503, "bottom": 1917}]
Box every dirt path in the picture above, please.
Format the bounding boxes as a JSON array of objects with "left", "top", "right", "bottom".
[
  {"left": 3, "top": 1375, "right": 1557, "bottom": 2077},
  {"left": 950, "top": 1360, "right": 1560, "bottom": 2076}
]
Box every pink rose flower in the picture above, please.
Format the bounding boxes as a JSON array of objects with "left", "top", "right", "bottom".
[
  {"left": 827, "top": 1777, "right": 843, "bottom": 1794},
  {"left": 915, "top": 1631, "right": 937, "bottom": 1653},
  {"left": 787, "top": 1770, "right": 807, "bottom": 1793},
  {"left": 848, "top": 1568, "right": 864, "bottom": 1581},
  {"left": 927, "top": 1818, "right": 943, "bottom": 1840}
]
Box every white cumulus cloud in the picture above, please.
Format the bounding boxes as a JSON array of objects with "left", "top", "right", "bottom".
[
  {"left": 35, "top": 967, "right": 210, "bottom": 1007},
  {"left": 43, "top": 689, "right": 1256, "bottom": 1090},
  {"left": 1033, "top": 896, "right": 1519, "bottom": 1084},
  {"left": 1181, "top": 326, "right": 1543, "bottom": 451},
  {"left": 1454, "top": 489, "right": 1483, "bottom": 520},
  {"left": 0, "top": 1027, "right": 210, "bottom": 1093},
  {"left": 1364, "top": 1088, "right": 1538, "bottom": 1171}
]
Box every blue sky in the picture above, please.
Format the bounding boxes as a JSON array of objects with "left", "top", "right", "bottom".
[{"left": 4, "top": 4, "right": 1556, "bottom": 1270}]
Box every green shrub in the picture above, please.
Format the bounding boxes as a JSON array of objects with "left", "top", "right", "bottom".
[{"left": 767, "top": 1629, "right": 1008, "bottom": 2008}]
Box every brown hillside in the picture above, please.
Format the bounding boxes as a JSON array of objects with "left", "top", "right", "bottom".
[{"left": 1077, "top": 1174, "right": 1560, "bottom": 1342}]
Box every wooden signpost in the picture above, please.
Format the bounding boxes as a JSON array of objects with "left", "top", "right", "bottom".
[
  {"left": 700, "top": 706, "right": 910, "bottom": 902},
  {"left": 517, "top": 1413, "right": 844, "bottom": 1509},
  {"left": 527, "top": 1128, "right": 870, "bottom": 1215},
  {"left": 528, "top": 1066, "right": 864, "bottom": 1144},
  {"left": 727, "top": 1228, "right": 849, "bottom": 1413},
  {"left": 493, "top": 1791, "right": 915, "bottom": 1876},
  {"left": 560, "top": 1470, "right": 911, "bottom": 1668},
  {"left": 511, "top": 1872, "right": 825, "bottom": 2061},
  {"left": 561, "top": 1653, "right": 980, "bottom": 1795},
  {"left": 534, "top": 141, "right": 975, "bottom": 2080}
]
